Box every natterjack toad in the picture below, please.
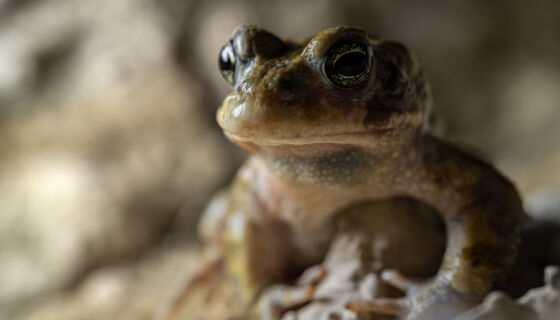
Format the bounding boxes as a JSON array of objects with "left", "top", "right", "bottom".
[{"left": 165, "top": 25, "right": 527, "bottom": 320}]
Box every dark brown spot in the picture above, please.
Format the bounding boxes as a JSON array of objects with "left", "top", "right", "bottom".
[
  {"left": 462, "top": 244, "right": 512, "bottom": 271},
  {"left": 363, "top": 95, "right": 403, "bottom": 127},
  {"left": 363, "top": 108, "right": 392, "bottom": 127}
]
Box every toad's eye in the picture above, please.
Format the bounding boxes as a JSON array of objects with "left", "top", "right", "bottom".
[
  {"left": 219, "top": 41, "right": 236, "bottom": 85},
  {"left": 323, "top": 40, "right": 372, "bottom": 89}
]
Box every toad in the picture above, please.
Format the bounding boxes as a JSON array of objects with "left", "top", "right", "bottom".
[{"left": 165, "top": 25, "right": 527, "bottom": 320}]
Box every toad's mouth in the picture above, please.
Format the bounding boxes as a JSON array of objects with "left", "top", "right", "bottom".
[{"left": 223, "top": 129, "right": 392, "bottom": 154}]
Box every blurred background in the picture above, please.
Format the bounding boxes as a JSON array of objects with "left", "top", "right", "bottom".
[{"left": 0, "top": 0, "right": 559, "bottom": 319}]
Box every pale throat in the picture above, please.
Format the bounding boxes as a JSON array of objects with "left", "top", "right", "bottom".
[{"left": 257, "top": 144, "right": 379, "bottom": 188}]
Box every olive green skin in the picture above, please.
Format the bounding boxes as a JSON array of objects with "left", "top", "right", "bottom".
[{"left": 202, "top": 25, "right": 526, "bottom": 319}]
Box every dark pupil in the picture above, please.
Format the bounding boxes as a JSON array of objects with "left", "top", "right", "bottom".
[
  {"left": 220, "top": 46, "right": 234, "bottom": 72},
  {"left": 335, "top": 52, "right": 367, "bottom": 76}
]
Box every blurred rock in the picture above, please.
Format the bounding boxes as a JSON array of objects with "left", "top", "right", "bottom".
[
  {"left": 7, "top": 246, "right": 201, "bottom": 320},
  {"left": 498, "top": 220, "right": 560, "bottom": 298},
  {"left": 526, "top": 191, "right": 560, "bottom": 221},
  {"left": 0, "top": 0, "right": 234, "bottom": 311}
]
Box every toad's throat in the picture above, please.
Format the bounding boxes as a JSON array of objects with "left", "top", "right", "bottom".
[{"left": 261, "top": 146, "right": 375, "bottom": 187}]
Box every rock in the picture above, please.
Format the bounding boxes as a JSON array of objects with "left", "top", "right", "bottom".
[
  {"left": 0, "top": 0, "right": 234, "bottom": 310},
  {"left": 452, "top": 266, "right": 560, "bottom": 320},
  {"left": 7, "top": 246, "right": 201, "bottom": 320},
  {"left": 518, "top": 266, "right": 560, "bottom": 320},
  {"left": 452, "top": 292, "right": 536, "bottom": 320}
]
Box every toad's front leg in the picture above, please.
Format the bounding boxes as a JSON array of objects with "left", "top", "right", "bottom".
[
  {"left": 222, "top": 210, "right": 296, "bottom": 306},
  {"left": 349, "top": 137, "right": 527, "bottom": 319}
]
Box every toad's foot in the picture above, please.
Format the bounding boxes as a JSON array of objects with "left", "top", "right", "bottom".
[
  {"left": 253, "top": 266, "right": 328, "bottom": 320},
  {"left": 380, "top": 269, "right": 430, "bottom": 294},
  {"left": 255, "top": 285, "right": 316, "bottom": 320},
  {"left": 347, "top": 272, "right": 475, "bottom": 320}
]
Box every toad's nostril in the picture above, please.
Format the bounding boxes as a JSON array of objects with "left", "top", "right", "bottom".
[
  {"left": 276, "top": 73, "right": 307, "bottom": 97},
  {"left": 278, "top": 76, "right": 301, "bottom": 92},
  {"left": 236, "top": 79, "right": 252, "bottom": 96}
]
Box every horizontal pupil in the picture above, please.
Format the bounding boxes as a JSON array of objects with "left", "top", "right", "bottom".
[{"left": 334, "top": 52, "right": 367, "bottom": 76}]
